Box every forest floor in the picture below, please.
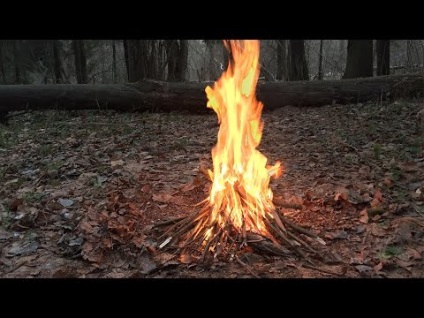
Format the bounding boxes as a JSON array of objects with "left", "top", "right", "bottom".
[{"left": 1, "top": 99, "right": 424, "bottom": 278}]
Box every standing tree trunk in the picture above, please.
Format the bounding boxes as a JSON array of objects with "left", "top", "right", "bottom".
[
  {"left": 343, "top": 40, "right": 373, "bottom": 79},
  {"left": 112, "top": 40, "right": 117, "bottom": 83},
  {"left": 176, "top": 40, "right": 188, "bottom": 81},
  {"left": 288, "top": 40, "right": 309, "bottom": 81},
  {"left": 127, "top": 40, "right": 148, "bottom": 82},
  {"left": 123, "top": 40, "right": 130, "bottom": 81},
  {"left": 0, "top": 41, "right": 6, "bottom": 84},
  {"left": 376, "top": 40, "right": 390, "bottom": 76},
  {"left": 157, "top": 40, "right": 165, "bottom": 81},
  {"left": 165, "top": 40, "right": 188, "bottom": 82},
  {"left": 80, "top": 41, "right": 87, "bottom": 83},
  {"left": 73, "top": 40, "right": 88, "bottom": 84},
  {"left": 276, "top": 40, "right": 287, "bottom": 81},
  {"left": 406, "top": 40, "right": 413, "bottom": 68},
  {"left": 318, "top": 40, "right": 324, "bottom": 80},
  {"left": 165, "top": 40, "right": 178, "bottom": 81},
  {"left": 149, "top": 40, "right": 159, "bottom": 80},
  {"left": 52, "top": 40, "right": 62, "bottom": 84},
  {"left": 13, "top": 40, "right": 21, "bottom": 84}
]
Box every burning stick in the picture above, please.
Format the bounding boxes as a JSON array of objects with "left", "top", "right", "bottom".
[{"left": 151, "top": 40, "right": 325, "bottom": 263}]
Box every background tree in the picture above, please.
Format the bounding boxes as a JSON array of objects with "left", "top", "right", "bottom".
[
  {"left": 52, "top": 40, "right": 63, "bottom": 84},
  {"left": 276, "top": 40, "right": 287, "bottom": 81},
  {"left": 13, "top": 40, "right": 21, "bottom": 84},
  {"left": 73, "top": 40, "right": 87, "bottom": 84},
  {"left": 343, "top": 40, "right": 373, "bottom": 79},
  {"left": 288, "top": 40, "right": 309, "bottom": 81},
  {"left": 317, "top": 40, "right": 324, "bottom": 80},
  {"left": 0, "top": 41, "right": 6, "bottom": 84},
  {"left": 376, "top": 40, "right": 390, "bottom": 76},
  {"left": 166, "top": 40, "right": 188, "bottom": 82}
]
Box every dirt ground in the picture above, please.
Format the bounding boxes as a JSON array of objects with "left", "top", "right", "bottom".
[{"left": 1, "top": 99, "right": 424, "bottom": 278}]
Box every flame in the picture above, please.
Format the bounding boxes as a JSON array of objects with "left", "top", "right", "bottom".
[{"left": 204, "top": 40, "right": 282, "bottom": 240}]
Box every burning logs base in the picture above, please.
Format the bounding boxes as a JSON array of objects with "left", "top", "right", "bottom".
[{"left": 151, "top": 201, "right": 327, "bottom": 265}]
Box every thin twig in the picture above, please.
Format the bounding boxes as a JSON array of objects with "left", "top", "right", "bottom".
[
  {"left": 302, "top": 263, "right": 344, "bottom": 277},
  {"left": 235, "top": 255, "right": 260, "bottom": 278}
]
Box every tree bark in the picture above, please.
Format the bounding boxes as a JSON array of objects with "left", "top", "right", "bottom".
[
  {"left": 376, "top": 40, "right": 390, "bottom": 76},
  {"left": 318, "top": 40, "right": 324, "bottom": 80},
  {"left": 127, "top": 40, "right": 147, "bottom": 82},
  {"left": 123, "top": 40, "right": 129, "bottom": 81},
  {"left": 288, "top": 40, "right": 309, "bottom": 81},
  {"left": 52, "top": 40, "right": 62, "bottom": 84},
  {"left": 0, "top": 41, "right": 6, "bottom": 84},
  {"left": 276, "top": 40, "right": 287, "bottom": 81},
  {"left": 0, "top": 74, "right": 423, "bottom": 113},
  {"left": 176, "top": 40, "right": 188, "bottom": 81},
  {"left": 73, "top": 40, "right": 88, "bottom": 84},
  {"left": 343, "top": 40, "right": 373, "bottom": 79},
  {"left": 13, "top": 40, "right": 21, "bottom": 84},
  {"left": 112, "top": 40, "right": 117, "bottom": 84},
  {"left": 165, "top": 40, "right": 178, "bottom": 81}
]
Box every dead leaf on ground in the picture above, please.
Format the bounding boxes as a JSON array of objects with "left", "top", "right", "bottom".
[
  {"left": 58, "top": 198, "right": 74, "bottom": 207},
  {"left": 152, "top": 193, "right": 188, "bottom": 206},
  {"left": 359, "top": 208, "right": 369, "bottom": 223},
  {"left": 6, "top": 240, "right": 40, "bottom": 257},
  {"left": 111, "top": 159, "right": 124, "bottom": 167}
]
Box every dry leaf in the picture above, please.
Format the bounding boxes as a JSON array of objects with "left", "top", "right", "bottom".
[
  {"left": 58, "top": 198, "right": 74, "bottom": 207},
  {"left": 359, "top": 208, "right": 369, "bottom": 223},
  {"left": 180, "top": 254, "right": 192, "bottom": 264},
  {"left": 374, "top": 262, "right": 383, "bottom": 272},
  {"left": 111, "top": 159, "right": 124, "bottom": 167}
]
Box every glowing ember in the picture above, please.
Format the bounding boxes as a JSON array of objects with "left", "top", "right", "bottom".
[{"left": 204, "top": 40, "right": 282, "bottom": 240}]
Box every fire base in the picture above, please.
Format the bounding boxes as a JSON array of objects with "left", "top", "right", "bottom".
[{"left": 151, "top": 204, "right": 326, "bottom": 264}]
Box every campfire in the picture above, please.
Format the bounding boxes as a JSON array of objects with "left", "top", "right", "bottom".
[{"left": 153, "top": 40, "right": 324, "bottom": 262}]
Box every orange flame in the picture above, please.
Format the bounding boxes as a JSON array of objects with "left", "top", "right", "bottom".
[{"left": 205, "top": 40, "right": 282, "bottom": 240}]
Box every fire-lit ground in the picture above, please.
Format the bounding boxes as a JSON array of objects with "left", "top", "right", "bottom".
[{"left": 1, "top": 100, "right": 424, "bottom": 278}]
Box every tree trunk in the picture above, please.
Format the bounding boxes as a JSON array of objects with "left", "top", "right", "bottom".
[
  {"left": 73, "top": 40, "right": 84, "bottom": 84},
  {"left": 148, "top": 40, "right": 158, "bottom": 80},
  {"left": 318, "top": 40, "right": 324, "bottom": 80},
  {"left": 123, "top": 40, "right": 129, "bottom": 81},
  {"left": 288, "top": 40, "right": 309, "bottom": 81},
  {"left": 165, "top": 40, "right": 178, "bottom": 81},
  {"left": 80, "top": 41, "right": 87, "bottom": 83},
  {"left": 0, "top": 74, "right": 422, "bottom": 113},
  {"left": 176, "top": 40, "right": 188, "bottom": 81},
  {"left": 276, "top": 40, "right": 287, "bottom": 81},
  {"left": 13, "top": 40, "right": 21, "bottom": 84},
  {"left": 52, "top": 40, "right": 62, "bottom": 84},
  {"left": 112, "top": 40, "right": 117, "bottom": 84},
  {"left": 343, "top": 40, "right": 373, "bottom": 79},
  {"left": 127, "top": 40, "right": 147, "bottom": 82},
  {"left": 406, "top": 40, "right": 413, "bottom": 68},
  {"left": 0, "top": 41, "right": 6, "bottom": 84},
  {"left": 376, "top": 40, "right": 390, "bottom": 76}
]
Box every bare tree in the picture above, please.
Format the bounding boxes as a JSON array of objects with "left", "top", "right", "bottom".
[
  {"left": 112, "top": 40, "right": 117, "bottom": 83},
  {"left": 343, "top": 40, "right": 373, "bottom": 79},
  {"left": 73, "top": 40, "right": 88, "bottom": 84},
  {"left": 276, "top": 40, "right": 287, "bottom": 80},
  {"left": 166, "top": 40, "right": 188, "bottom": 82},
  {"left": 123, "top": 40, "right": 130, "bottom": 81},
  {"left": 0, "top": 41, "right": 6, "bottom": 84},
  {"left": 376, "top": 40, "right": 390, "bottom": 76},
  {"left": 288, "top": 40, "right": 309, "bottom": 81},
  {"left": 13, "top": 40, "right": 21, "bottom": 84},
  {"left": 52, "top": 40, "right": 63, "bottom": 83},
  {"left": 126, "top": 40, "right": 148, "bottom": 82},
  {"left": 318, "top": 40, "right": 324, "bottom": 80}
]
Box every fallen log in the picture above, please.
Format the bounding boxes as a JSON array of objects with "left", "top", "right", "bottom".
[{"left": 0, "top": 74, "right": 423, "bottom": 114}]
